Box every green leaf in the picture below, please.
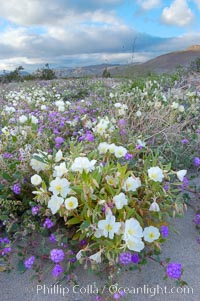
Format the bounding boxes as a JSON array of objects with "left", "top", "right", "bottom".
[
  {"left": 17, "top": 260, "right": 26, "bottom": 273},
  {"left": 80, "top": 221, "right": 90, "bottom": 230},
  {"left": 67, "top": 217, "right": 81, "bottom": 225},
  {"left": 2, "top": 172, "right": 12, "bottom": 182}
]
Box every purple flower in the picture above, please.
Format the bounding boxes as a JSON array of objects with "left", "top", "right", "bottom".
[
  {"left": 120, "top": 129, "right": 127, "bottom": 136},
  {"left": 113, "top": 293, "right": 121, "bottom": 299},
  {"left": 163, "top": 182, "right": 170, "bottom": 191},
  {"left": 49, "top": 234, "right": 57, "bottom": 243},
  {"left": 1, "top": 247, "right": 11, "bottom": 256},
  {"left": 70, "top": 257, "right": 77, "bottom": 263},
  {"left": 0, "top": 237, "right": 10, "bottom": 244},
  {"left": 31, "top": 206, "right": 39, "bottom": 216},
  {"left": 50, "top": 249, "right": 65, "bottom": 263},
  {"left": 131, "top": 253, "right": 140, "bottom": 264},
  {"left": 193, "top": 214, "right": 200, "bottom": 225},
  {"left": 55, "top": 137, "right": 64, "bottom": 144},
  {"left": 119, "top": 252, "right": 132, "bottom": 265},
  {"left": 86, "top": 133, "right": 94, "bottom": 142},
  {"left": 166, "top": 262, "right": 182, "bottom": 279},
  {"left": 12, "top": 183, "right": 21, "bottom": 195},
  {"left": 136, "top": 145, "right": 143, "bottom": 150},
  {"left": 43, "top": 218, "right": 54, "bottom": 229},
  {"left": 124, "top": 153, "right": 133, "bottom": 160},
  {"left": 119, "top": 290, "right": 125, "bottom": 297},
  {"left": 24, "top": 256, "right": 35, "bottom": 269},
  {"left": 180, "top": 177, "right": 189, "bottom": 191},
  {"left": 181, "top": 138, "right": 189, "bottom": 145},
  {"left": 3, "top": 153, "right": 13, "bottom": 159},
  {"left": 119, "top": 119, "right": 126, "bottom": 127},
  {"left": 101, "top": 206, "right": 106, "bottom": 213},
  {"left": 193, "top": 157, "right": 200, "bottom": 167},
  {"left": 95, "top": 296, "right": 104, "bottom": 301},
  {"left": 52, "top": 264, "right": 63, "bottom": 277},
  {"left": 196, "top": 236, "right": 200, "bottom": 244},
  {"left": 161, "top": 225, "right": 169, "bottom": 238},
  {"left": 79, "top": 239, "right": 87, "bottom": 247}
]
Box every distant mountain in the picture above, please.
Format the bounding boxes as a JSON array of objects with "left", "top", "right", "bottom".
[
  {"left": 109, "top": 45, "right": 200, "bottom": 77},
  {"left": 54, "top": 63, "right": 120, "bottom": 78}
]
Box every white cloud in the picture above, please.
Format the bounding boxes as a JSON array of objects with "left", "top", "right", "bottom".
[
  {"left": 158, "top": 32, "right": 200, "bottom": 52},
  {"left": 0, "top": 0, "right": 124, "bottom": 26},
  {"left": 137, "top": 0, "right": 161, "bottom": 10},
  {"left": 161, "top": 0, "right": 194, "bottom": 26}
]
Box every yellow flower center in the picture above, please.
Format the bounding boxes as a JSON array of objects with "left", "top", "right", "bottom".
[
  {"left": 68, "top": 201, "right": 74, "bottom": 208},
  {"left": 105, "top": 224, "right": 113, "bottom": 231},
  {"left": 55, "top": 185, "right": 62, "bottom": 192},
  {"left": 149, "top": 233, "right": 155, "bottom": 239},
  {"left": 151, "top": 173, "right": 157, "bottom": 179}
]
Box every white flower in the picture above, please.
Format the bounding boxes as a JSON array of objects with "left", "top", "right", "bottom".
[
  {"left": 30, "top": 115, "right": 39, "bottom": 124},
  {"left": 55, "top": 100, "right": 65, "bottom": 107},
  {"left": 98, "top": 214, "right": 121, "bottom": 239},
  {"left": 137, "top": 139, "right": 146, "bottom": 147},
  {"left": 65, "top": 197, "right": 78, "bottom": 210},
  {"left": 177, "top": 170, "right": 187, "bottom": 182},
  {"left": 98, "top": 142, "right": 110, "bottom": 154},
  {"left": 114, "top": 146, "right": 127, "bottom": 158},
  {"left": 30, "top": 156, "right": 48, "bottom": 173},
  {"left": 108, "top": 143, "right": 116, "bottom": 153},
  {"left": 178, "top": 105, "right": 185, "bottom": 112},
  {"left": 124, "top": 218, "right": 143, "bottom": 241},
  {"left": 41, "top": 105, "right": 47, "bottom": 110},
  {"left": 71, "top": 157, "right": 96, "bottom": 173},
  {"left": 2, "top": 127, "right": 9, "bottom": 135},
  {"left": 114, "top": 102, "right": 122, "bottom": 108},
  {"left": 149, "top": 201, "right": 160, "bottom": 212},
  {"left": 126, "top": 237, "right": 145, "bottom": 252},
  {"left": 89, "top": 250, "right": 102, "bottom": 263},
  {"left": 48, "top": 195, "right": 64, "bottom": 214},
  {"left": 94, "top": 228, "right": 104, "bottom": 238},
  {"left": 19, "top": 115, "right": 28, "bottom": 123},
  {"left": 55, "top": 150, "right": 63, "bottom": 162},
  {"left": 76, "top": 250, "right": 84, "bottom": 260},
  {"left": 58, "top": 105, "right": 65, "bottom": 112},
  {"left": 31, "top": 174, "right": 42, "bottom": 186},
  {"left": 136, "top": 110, "right": 142, "bottom": 117},
  {"left": 122, "top": 176, "right": 141, "bottom": 192},
  {"left": 49, "top": 177, "right": 70, "bottom": 197},
  {"left": 5, "top": 106, "right": 16, "bottom": 113},
  {"left": 171, "top": 102, "right": 179, "bottom": 109},
  {"left": 93, "top": 118, "right": 109, "bottom": 135},
  {"left": 148, "top": 167, "right": 164, "bottom": 183},
  {"left": 53, "top": 162, "right": 68, "bottom": 177},
  {"left": 113, "top": 192, "right": 128, "bottom": 210},
  {"left": 143, "top": 226, "right": 160, "bottom": 243}
]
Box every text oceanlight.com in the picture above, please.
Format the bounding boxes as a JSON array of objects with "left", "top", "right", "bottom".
[{"left": 36, "top": 284, "right": 193, "bottom": 297}]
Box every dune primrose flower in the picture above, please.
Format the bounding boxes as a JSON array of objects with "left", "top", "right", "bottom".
[
  {"left": 49, "top": 177, "right": 70, "bottom": 198},
  {"left": 148, "top": 167, "right": 164, "bottom": 183},
  {"left": 98, "top": 214, "right": 121, "bottom": 239},
  {"left": 143, "top": 226, "right": 160, "bottom": 243}
]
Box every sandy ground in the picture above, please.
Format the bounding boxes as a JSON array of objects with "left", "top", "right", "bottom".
[{"left": 0, "top": 177, "right": 200, "bottom": 301}]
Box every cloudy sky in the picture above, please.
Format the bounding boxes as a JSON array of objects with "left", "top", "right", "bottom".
[{"left": 0, "top": 0, "right": 200, "bottom": 71}]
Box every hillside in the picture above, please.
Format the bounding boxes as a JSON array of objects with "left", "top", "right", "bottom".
[{"left": 109, "top": 46, "right": 200, "bottom": 77}]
